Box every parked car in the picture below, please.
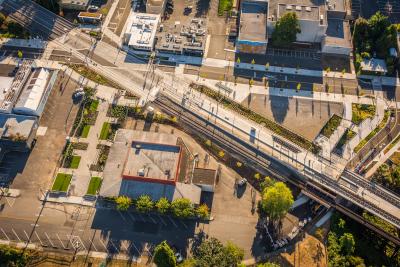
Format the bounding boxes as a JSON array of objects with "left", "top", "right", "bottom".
[{"left": 237, "top": 178, "right": 247, "bottom": 186}]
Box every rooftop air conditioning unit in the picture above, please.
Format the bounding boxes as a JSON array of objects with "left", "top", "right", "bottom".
[
  {"left": 296, "top": 6, "right": 301, "bottom": 11},
  {"left": 305, "top": 6, "right": 311, "bottom": 11},
  {"left": 286, "top": 5, "right": 292, "bottom": 10}
]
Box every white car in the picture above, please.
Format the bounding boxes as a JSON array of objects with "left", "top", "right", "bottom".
[
  {"left": 237, "top": 178, "right": 247, "bottom": 186},
  {"left": 175, "top": 252, "right": 183, "bottom": 263}
]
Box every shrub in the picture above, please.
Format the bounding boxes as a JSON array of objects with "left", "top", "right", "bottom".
[
  {"left": 171, "top": 198, "right": 194, "bottom": 218},
  {"left": 135, "top": 195, "right": 154, "bottom": 212},
  {"left": 156, "top": 197, "right": 171, "bottom": 214},
  {"left": 115, "top": 196, "right": 132, "bottom": 211},
  {"left": 196, "top": 204, "right": 209, "bottom": 219}
]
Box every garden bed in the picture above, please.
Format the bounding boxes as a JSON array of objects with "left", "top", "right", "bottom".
[
  {"left": 320, "top": 114, "right": 342, "bottom": 138},
  {"left": 90, "top": 145, "right": 110, "bottom": 172},
  {"left": 336, "top": 128, "right": 356, "bottom": 150},
  {"left": 218, "top": 0, "right": 233, "bottom": 16},
  {"left": 354, "top": 110, "right": 390, "bottom": 153},
  {"left": 69, "top": 156, "right": 81, "bottom": 169},
  {"left": 52, "top": 173, "right": 72, "bottom": 192},
  {"left": 71, "top": 142, "right": 89, "bottom": 150},
  {"left": 352, "top": 104, "right": 376, "bottom": 125},
  {"left": 81, "top": 125, "right": 90, "bottom": 138},
  {"left": 67, "top": 64, "right": 124, "bottom": 90},
  {"left": 190, "top": 83, "right": 320, "bottom": 154},
  {"left": 86, "top": 176, "right": 102, "bottom": 195}
]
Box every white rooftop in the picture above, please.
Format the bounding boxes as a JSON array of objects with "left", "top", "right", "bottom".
[
  {"left": 14, "top": 68, "right": 50, "bottom": 114},
  {"left": 360, "top": 58, "right": 388, "bottom": 73},
  {"left": 124, "top": 12, "right": 160, "bottom": 50}
]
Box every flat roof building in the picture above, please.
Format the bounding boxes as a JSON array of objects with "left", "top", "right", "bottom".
[
  {"left": 155, "top": 19, "right": 208, "bottom": 57},
  {"left": 100, "top": 130, "right": 202, "bottom": 204},
  {"left": 146, "top": 0, "right": 167, "bottom": 15},
  {"left": 59, "top": 0, "right": 91, "bottom": 11},
  {"left": 267, "top": 0, "right": 327, "bottom": 43},
  {"left": 78, "top": 12, "right": 103, "bottom": 24},
  {"left": 123, "top": 13, "right": 160, "bottom": 51},
  {"left": 237, "top": 0, "right": 268, "bottom": 54}
]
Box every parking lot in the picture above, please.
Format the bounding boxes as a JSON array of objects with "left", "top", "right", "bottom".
[{"left": 242, "top": 94, "right": 344, "bottom": 141}]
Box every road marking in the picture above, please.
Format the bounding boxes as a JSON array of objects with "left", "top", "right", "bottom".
[
  {"left": 129, "top": 241, "right": 140, "bottom": 255},
  {"left": 90, "top": 239, "right": 98, "bottom": 252},
  {"left": 30, "top": 223, "right": 39, "bottom": 227},
  {"left": 99, "top": 238, "right": 108, "bottom": 250},
  {"left": 56, "top": 234, "right": 67, "bottom": 249},
  {"left": 148, "top": 214, "right": 157, "bottom": 224},
  {"left": 108, "top": 239, "right": 119, "bottom": 252},
  {"left": 117, "top": 210, "right": 128, "bottom": 222},
  {"left": 12, "top": 228, "right": 21, "bottom": 242},
  {"left": 77, "top": 236, "right": 86, "bottom": 250},
  {"left": 167, "top": 216, "right": 178, "bottom": 228},
  {"left": 121, "top": 241, "right": 129, "bottom": 251},
  {"left": 179, "top": 220, "right": 188, "bottom": 229},
  {"left": 23, "top": 230, "right": 30, "bottom": 243},
  {"left": 35, "top": 231, "right": 46, "bottom": 247},
  {"left": 127, "top": 212, "right": 136, "bottom": 222},
  {"left": 0, "top": 227, "right": 10, "bottom": 240},
  {"left": 156, "top": 214, "right": 167, "bottom": 226},
  {"left": 44, "top": 232, "right": 57, "bottom": 248}
]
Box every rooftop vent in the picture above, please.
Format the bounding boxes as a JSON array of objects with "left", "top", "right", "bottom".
[
  {"left": 296, "top": 6, "right": 302, "bottom": 11},
  {"left": 305, "top": 6, "right": 311, "bottom": 11},
  {"left": 286, "top": 5, "right": 292, "bottom": 10}
]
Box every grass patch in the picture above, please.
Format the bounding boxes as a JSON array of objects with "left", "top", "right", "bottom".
[
  {"left": 389, "top": 152, "right": 400, "bottom": 165},
  {"left": 81, "top": 125, "right": 90, "bottom": 138},
  {"left": 352, "top": 104, "right": 376, "bottom": 125},
  {"left": 336, "top": 128, "right": 356, "bottom": 149},
  {"left": 354, "top": 110, "right": 390, "bottom": 153},
  {"left": 70, "top": 156, "right": 81, "bottom": 169},
  {"left": 218, "top": 0, "right": 233, "bottom": 15},
  {"left": 86, "top": 176, "right": 102, "bottom": 195},
  {"left": 190, "top": 83, "right": 320, "bottom": 153},
  {"left": 71, "top": 142, "right": 89, "bottom": 150},
  {"left": 320, "top": 114, "right": 342, "bottom": 138},
  {"left": 52, "top": 173, "right": 72, "bottom": 192},
  {"left": 89, "top": 99, "right": 99, "bottom": 112},
  {"left": 384, "top": 134, "right": 400, "bottom": 154},
  {"left": 99, "top": 122, "right": 111, "bottom": 140},
  {"left": 67, "top": 64, "right": 124, "bottom": 90}
]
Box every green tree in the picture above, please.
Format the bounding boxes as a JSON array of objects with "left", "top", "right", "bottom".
[
  {"left": 156, "top": 197, "right": 171, "bottom": 214},
  {"left": 17, "top": 50, "right": 23, "bottom": 59},
  {"left": 368, "top": 12, "right": 390, "bottom": 43},
  {"left": 260, "top": 176, "right": 275, "bottom": 191},
  {"left": 259, "top": 182, "right": 294, "bottom": 222},
  {"left": 271, "top": 12, "right": 301, "bottom": 47},
  {"left": 193, "top": 238, "right": 244, "bottom": 267},
  {"left": 0, "top": 245, "right": 29, "bottom": 266},
  {"left": 115, "top": 195, "right": 132, "bottom": 211},
  {"left": 135, "top": 195, "right": 154, "bottom": 212},
  {"left": 353, "top": 17, "right": 370, "bottom": 53},
  {"left": 196, "top": 204, "right": 209, "bottom": 219},
  {"left": 224, "top": 241, "right": 244, "bottom": 266},
  {"left": 339, "top": 233, "right": 355, "bottom": 255},
  {"left": 171, "top": 198, "right": 194, "bottom": 218},
  {"left": 153, "top": 241, "right": 176, "bottom": 267},
  {"left": 178, "top": 259, "right": 196, "bottom": 267}
]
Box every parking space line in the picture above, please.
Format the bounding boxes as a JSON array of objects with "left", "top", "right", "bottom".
[
  {"left": 23, "top": 230, "right": 30, "bottom": 243},
  {"left": 156, "top": 215, "right": 167, "bottom": 226},
  {"left": 99, "top": 238, "right": 108, "bottom": 251},
  {"left": 44, "top": 232, "right": 57, "bottom": 248},
  {"left": 117, "top": 211, "right": 128, "bottom": 222},
  {"left": 108, "top": 239, "right": 119, "bottom": 252},
  {"left": 126, "top": 212, "right": 136, "bottom": 222},
  {"left": 56, "top": 234, "right": 67, "bottom": 249},
  {"left": 35, "top": 231, "right": 46, "bottom": 247},
  {"left": 167, "top": 217, "right": 179, "bottom": 228},
  {"left": 77, "top": 236, "right": 86, "bottom": 251},
  {"left": 179, "top": 220, "right": 188, "bottom": 229},
  {"left": 90, "top": 239, "right": 98, "bottom": 252},
  {"left": 148, "top": 215, "right": 157, "bottom": 224},
  {"left": 12, "top": 228, "right": 21, "bottom": 242},
  {"left": 0, "top": 227, "right": 10, "bottom": 240},
  {"left": 129, "top": 241, "right": 140, "bottom": 255}
]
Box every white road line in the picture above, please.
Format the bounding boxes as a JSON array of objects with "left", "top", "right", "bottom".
[
  {"left": 90, "top": 239, "right": 98, "bottom": 252},
  {"left": 117, "top": 211, "right": 128, "bottom": 222},
  {"left": 11, "top": 228, "right": 21, "bottom": 242},
  {"left": 168, "top": 217, "right": 178, "bottom": 228},
  {"left": 127, "top": 212, "right": 136, "bottom": 222},
  {"left": 129, "top": 241, "right": 141, "bottom": 255},
  {"left": 108, "top": 239, "right": 119, "bottom": 251},
  {"left": 44, "top": 232, "right": 56, "bottom": 248},
  {"left": 148, "top": 215, "right": 157, "bottom": 224},
  {"left": 56, "top": 234, "right": 67, "bottom": 249},
  {"left": 77, "top": 236, "right": 86, "bottom": 251},
  {"left": 121, "top": 241, "right": 129, "bottom": 251},
  {"left": 179, "top": 220, "right": 188, "bottom": 229},
  {"left": 99, "top": 238, "right": 108, "bottom": 250},
  {"left": 35, "top": 231, "right": 46, "bottom": 247},
  {"left": 0, "top": 227, "right": 10, "bottom": 240},
  {"left": 23, "top": 230, "right": 30, "bottom": 243},
  {"left": 157, "top": 215, "right": 167, "bottom": 226}
]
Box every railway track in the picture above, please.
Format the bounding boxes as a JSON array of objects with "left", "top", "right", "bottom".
[{"left": 153, "top": 95, "right": 400, "bottom": 245}]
